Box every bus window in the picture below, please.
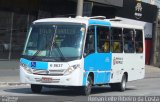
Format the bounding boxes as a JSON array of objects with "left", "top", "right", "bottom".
[
  {"left": 135, "top": 29, "right": 143, "bottom": 53},
  {"left": 84, "top": 26, "right": 95, "bottom": 56},
  {"left": 123, "top": 29, "right": 135, "bottom": 53},
  {"left": 111, "top": 27, "right": 123, "bottom": 53},
  {"left": 97, "top": 26, "right": 110, "bottom": 53}
]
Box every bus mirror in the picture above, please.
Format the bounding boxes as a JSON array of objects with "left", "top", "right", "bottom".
[{"left": 83, "top": 53, "right": 87, "bottom": 57}]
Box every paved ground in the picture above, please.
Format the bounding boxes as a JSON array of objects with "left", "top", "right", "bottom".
[
  {"left": 0, "top": 69, "right": 19, "bottom": 82},
  {"left": 145, "top": 65, "right": 160, "bottom": 78}
]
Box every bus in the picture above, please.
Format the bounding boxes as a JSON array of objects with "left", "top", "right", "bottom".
[{"left": 20, "top": 16, "right": 145, "bottom": 95}]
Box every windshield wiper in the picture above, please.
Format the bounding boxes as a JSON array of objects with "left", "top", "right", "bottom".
[
  {"left": 51, "top": 41, "right": 65, "bottom": 61},
  {"left": 31, "top": 43, "right": 52, "bottom": 60},
  {"left": 31, "top": 50, "right": 41, "bottom": 60},
  {"left": 31, "top": 35, "right": 54, "bottom": 60},
  {"left": 31, "top": 25, "right": 57, "bottom": 60},
  {"left": 49, "top": 25, "right": 65, "bottom": 61},
  {"left": 31, "top": 25, "right": 65, "bottom": 61}
]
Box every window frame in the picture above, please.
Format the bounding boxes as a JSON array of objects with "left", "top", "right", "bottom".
[
  {"left": 123, "top": 28, "right": 135, "bottom": 53},
  {"left": 135, "top": 29, "right": 143, "bottom": 53},
  {"left": 111, "top": 27, "right": 123, "bottom": 53},
  {"left": 96, "top": 25, "right": 110, "bottom": 53},
  {"left": 84, "top": 25, "right": 96, "bottom": 56}
]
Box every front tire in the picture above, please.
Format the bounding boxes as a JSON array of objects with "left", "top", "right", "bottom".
[
  {"left": 31, "top": 84, "right": 42, "bottom": 93},
  {"left": 83, "top": 76, "right": 92, "bottom": 96}
]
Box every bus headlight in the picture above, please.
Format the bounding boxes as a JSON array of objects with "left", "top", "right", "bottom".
[
  {"left": 20, "top": 63, "right": 32, "bottom": 74},
  {"left": 20, "top": 63, "right": 27, "bottom": 69},
  {"left": 64, "top": 64, "right": 80, "bottom": 76}
]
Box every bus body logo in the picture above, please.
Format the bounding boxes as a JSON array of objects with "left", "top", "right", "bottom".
[
  {"left": 113, "top": 57, "right": 123, "bottom": 65},
  {"left": 31, "top": 62, "right": 36, "bottom": 67}
]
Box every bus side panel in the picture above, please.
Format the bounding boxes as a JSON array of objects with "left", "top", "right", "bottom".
[
  {"left": 83, "top": 53, "right": 112, "bottom": 85},
  {"left": 110, "top": 53, "right": 145, "bottom": 83},
  {"left": 122, "top": 53, "right": 145, "bottom": 81},
  {"left": 109, "top": 54, "right": 124, "bottom": 83}
]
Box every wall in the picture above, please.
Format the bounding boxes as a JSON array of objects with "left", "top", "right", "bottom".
[{"left": 0, "top": 0, "right": 77, "bottom": 60}]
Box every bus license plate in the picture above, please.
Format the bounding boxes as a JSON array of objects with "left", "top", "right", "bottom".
[{"left": 42, "top": 77, "right": 52, "bottom": 83}]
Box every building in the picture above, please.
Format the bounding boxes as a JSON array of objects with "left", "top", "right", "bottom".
[
  {"left": 0, "top": 0, "right": 158, "bottom": 65},
  {"left": 142, "top": 0, "right": 160, "bottom": 66},
  {"left": 142, "top": 0, "right": 160, "bottom": 7},
  {"left": 0, "top": 0, "right": 77, "bottom": 60}
]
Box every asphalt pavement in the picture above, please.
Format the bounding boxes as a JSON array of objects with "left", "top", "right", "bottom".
[
  {"left": 0, "top": 60, "right": 160, "bottom": 86},
  {"left": 0, "top": 60, "right": 20, "bottom": 86}
]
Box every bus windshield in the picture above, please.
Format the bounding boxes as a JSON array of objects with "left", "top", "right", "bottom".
[{"left": 23, "top": 23, "right": 86, "bottom": 60}]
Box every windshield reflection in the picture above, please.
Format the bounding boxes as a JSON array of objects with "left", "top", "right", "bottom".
[{"left": 23, "top": 23, "right": 86, "bottom": 60}]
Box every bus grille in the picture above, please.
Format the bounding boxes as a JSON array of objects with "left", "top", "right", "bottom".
[{"left": 32, "top": 69, "right": 65, "bottom": 76}]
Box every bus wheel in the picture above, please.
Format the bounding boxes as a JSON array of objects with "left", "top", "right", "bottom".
[
  {"left": 118, "top": 74, "right": 127, "bottom": 91},
  {"left": 31, "top": 84, "right": 42, "bottom": 93},
  {"left": 110, "top": 74, "right": 127, "bottom": 91},
  {"left": 83, "top": 76, "right": 92, "bottom": 96}
]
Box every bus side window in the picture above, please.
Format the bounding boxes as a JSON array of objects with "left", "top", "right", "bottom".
[
  {"left": 111, "top": 27, "right": 123, "bottom": 53},
  {"left": 135, "top": 29, "right": 143, "bottom": 53},
  {"left": 97, "top": 26, "right": 110, "bottom": 53},
  {"left": 123, "top": 29, "right": 135, "bottom": 53},
  {"left": 84, "top": 26, "right": 95, "bottom": 56}
]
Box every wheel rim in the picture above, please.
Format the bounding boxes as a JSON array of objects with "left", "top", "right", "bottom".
[
  {"left": 122, "top": 77, "right": 126, "bottom": 89},
  {"left": 86, "top": 80, "right": 91, "bottom": 94}
]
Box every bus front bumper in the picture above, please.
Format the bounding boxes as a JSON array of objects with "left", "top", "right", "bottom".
[{"left": 20, "top": 66, "right": 83, "bottom": 86}]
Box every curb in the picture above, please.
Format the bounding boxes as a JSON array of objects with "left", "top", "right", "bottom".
[{"left": 0, "top": 82, "right": 29, "bottom": 87}]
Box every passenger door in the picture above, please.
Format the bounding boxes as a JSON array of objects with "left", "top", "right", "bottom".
[{"left": 95, "top": 26, "right": 111, "bottom": 84}]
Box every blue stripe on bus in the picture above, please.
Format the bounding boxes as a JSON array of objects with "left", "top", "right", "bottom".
[
  {"left": 83, "top": 53, "right": 112, "bottom": 85},
  {"left": 89, "top": 19, "right": 111, "bottom": 26},
  {"left": 20, "top": 58, "right": 48, "bottom": 70}
]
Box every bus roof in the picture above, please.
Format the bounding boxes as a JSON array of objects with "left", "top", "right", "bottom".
[
  {"left": 34, "top": 17, "right": 89, "bottom": 24},
  {"left": 109, "top": 20, "right": 144, "bottom": 29},
  {"left": 33, "top": 17, "right": 144, "bottom": 29}
]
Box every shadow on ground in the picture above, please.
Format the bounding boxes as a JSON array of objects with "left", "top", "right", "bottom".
[{"left": 4, "top": 86, "right": 136, "bottom": 96}]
